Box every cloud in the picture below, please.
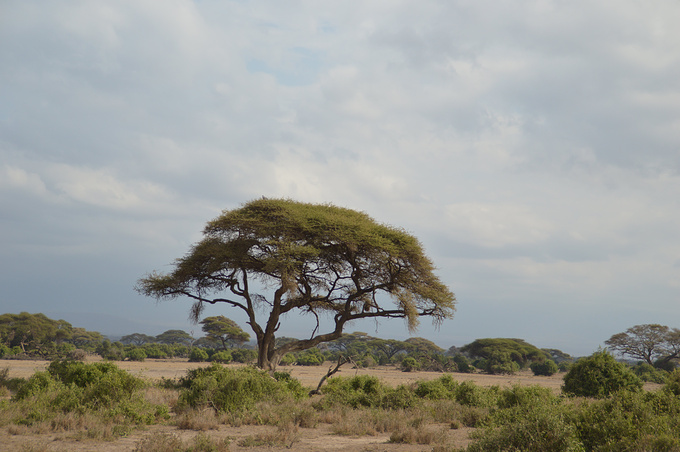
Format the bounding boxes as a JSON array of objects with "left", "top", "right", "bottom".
[{"left": 1, "top": 0, "right": 680, "bottom": 355}]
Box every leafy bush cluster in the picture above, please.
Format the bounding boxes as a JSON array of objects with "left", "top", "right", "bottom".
[
  {"left": 8, "top": 360, "right": 168, "bottom": 427},
  {"left": 177, "top": 363, "right": 306, "bottom": 412}
]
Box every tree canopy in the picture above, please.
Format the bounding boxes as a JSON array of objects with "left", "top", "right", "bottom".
[
  {"left": 605, "top": 324, "right": 680, "bottom": 367},
  {"left": 136, "top": 198, "right": 456, "bottom": 371},
  {"left": 460, "top": 338, "right": 548, "bottom": 367},
  {"left": 199, "top": 316, "right": 250, "bottom": 350}
]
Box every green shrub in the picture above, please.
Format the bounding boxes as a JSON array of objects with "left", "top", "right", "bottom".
[
  {"left": 454, "top": 380, "right": 498, "bottom": 407},
  {"left": 531, "top": 359, "right": 559, "bottom": 376},
  {"left": 663, "top": 369, "right": 680, "bottom": 395},
  {"left": 562, "top": 351, "right": 642, "bottom": 398},
  {"left": 469, "top": 401, "right": 583, "bottom": 452},
  {"left": 453, "top": 354, "right": 473, "bottom": 373},
  {"left": 321, "top": 375, "right": 416, "bottom": 409},
  {"left": 178, "top": 363, "right": 305, "bottom": 412},
  {"left": 126, "top": 348, "right": 147, "bottom": 362},
  {"left": 400, "top": 356, "right": 420, "bottom": 372},
  {"left": 295, "top": 348, "right": 324, "bottom": 366},
  {"left": 210, "top": 351, "right": 232, "bottom": 363},
  {"left": 633, "top": 362, "right": 668, "bottom": 384},
  {"left": 189, "top": 348, "right": 209, "bottom": 362},
  {"left": 231, "top": 348, "right": 257, "bottom": 363},
  {"left": 575, "top": 390, "right": 680, "bottom": 451},
  {"left": 414, "top": 374, "right": 459, "bottom": 400}
]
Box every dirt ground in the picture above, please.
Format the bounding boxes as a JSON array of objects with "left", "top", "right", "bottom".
[{"left": 0, "top": 358, "right": 577, "bottom": 451}]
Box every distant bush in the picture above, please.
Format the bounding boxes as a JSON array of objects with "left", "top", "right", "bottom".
[
  {"left": 210, "top": 351, "right": 232, "bottom": 363},
  {"left": 188, "top": 348, "right": 209, "bottom": 362},
  {"left": 295, "top": 348, "right": 324, "bottom": 366},
  {"left": 231, "top": 348, "right": 257, "bottom": 363},
  {"left": 126, "top": 348, "right": 147, "bottom": 362},
  {"left": 453, "top": 354, "right": 473, "bottom": 373},
  {"left": 400, "top": 356, "right": 420, "bottom": 372},
  {"left": 67, "top": 348, "right": 88, "bottom": 361},
  {"left": 562, "top": 350, "right": 642, "bottom": 398},
  {"left": 633, "top": 362, "right": 668, "bottom": 384},
  {"left": 530, "top": 359, "right": 558, "bottom": 376}
]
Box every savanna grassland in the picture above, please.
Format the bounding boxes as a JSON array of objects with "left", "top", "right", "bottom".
[{"left": 0, "top": 356, "right": 674, "bottom": 452}]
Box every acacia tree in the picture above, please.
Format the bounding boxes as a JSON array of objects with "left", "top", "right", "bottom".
[
  {"left": 199, "top": 316, "right": 250, "bottom": 350},
  {"left": 605, "top": 324, "right": 680, "bottom": 367},
  {"left": 136, "top": 198, "right": 456, "bottom": 371}
]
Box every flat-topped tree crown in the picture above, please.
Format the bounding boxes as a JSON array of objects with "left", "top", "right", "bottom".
[{"left": 136, "top": 198, "right": 456, "bottom": 371}]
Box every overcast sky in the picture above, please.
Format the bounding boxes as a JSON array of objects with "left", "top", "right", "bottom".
[{"left": 2, "top": 0, "right": 679, "bottom": 356}]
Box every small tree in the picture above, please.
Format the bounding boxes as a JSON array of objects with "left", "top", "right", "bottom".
[
  {"left": 155, "top": 329, "right": 193, "bottom": 346},
  {"left": 562, "top": 350, "right": 642, "bottom": 398},
  {"left": 530, "top": 359, "right": 558, "bottom": 376},
  {"left": 199, "top": 316, "right": 250, "bottom": 350},
  {"left": 120, "top": 333, "right": 157, "bottom": 346},
  {"left": 137, "top": 198, "right": 456, "bottom": 371}
]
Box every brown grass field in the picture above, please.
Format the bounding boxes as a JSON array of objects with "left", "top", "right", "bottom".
[{"left": 1, "top": 357, "right": 655, "bottom": 451}]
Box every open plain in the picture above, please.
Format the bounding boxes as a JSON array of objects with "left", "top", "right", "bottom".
[{"left": 2, "top": 357, "right": 653, "bottom": 452}]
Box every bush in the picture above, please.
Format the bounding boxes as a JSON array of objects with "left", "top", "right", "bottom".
[
  {"left": 575, "top": 390, "right": 680, "bottom": 451},
  {"left": 414, "top": 374, "right": 459, "bottom": 400},
  {"left": 453, "top": 354, "right": 473, "bottom": 373},
  {"left": 663, "top": 369, "right": 680, "bottom": 395},
  {"left": 531, "top": 359, "right": 559, "bottom": 376},
  {"left": 189, "top": 348, "right": 209, "bottom": 362},
  {"left": 126, "top": 348, "right": 147, "bottom": 362},
  {"left": 468, "top": 401, "right": 582, "bottom": 452},
  {"left": 400, "top": 356, "right": 420, "bottom": 372},
  {"left": 178, "top": 364, "right": 305, "bottom": 412},
  {"left": 231, "top": 348, "right": 257, "bottom": 363},
  {"left": 295, "top": 349, "right": 324, "bottom": 366},
  {"left": 210, "top": 351, "right": 232, "bottom": 363},
  {"left": 562, "top": 350, "right": 642, "bottom": 398},
  {"left": 67, "top": 349, "right": 88, "bottom": 361},
  {"left": 321, "top": 375, "right": 416, "bottom": 409},
  {"left": 633, "top": 362, "right": 668, "bottom": 384}
]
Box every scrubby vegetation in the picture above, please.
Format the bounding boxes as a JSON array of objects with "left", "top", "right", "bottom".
[
  {"left": 2, "top": 353, "right": 680, "bottom": 450},
  {"left": 5, "top": 314, "right": 680, "bottom": 450}
]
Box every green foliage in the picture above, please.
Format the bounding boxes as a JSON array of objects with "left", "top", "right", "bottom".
[
  {"left": 210, "top": 350, "right": 232, "bottom": 363},
  {"left": 461, "top": 338, "right": 549, "bottom": 371},
  {"left": 137, "top": 198, "right": 455, "bottom": 371},
  {"left": 633, "top": 362, "right": 669, "bottom": 383},
  {"left": 575, "top": 390, "right": 680, "bottom": 451},
  {"left": 400, "top": 356, "right": 420, "bottom": 372},
  {"left": 177, "top": 364, "right": 305, "bottom": 412},
  {"left": 189, "top": 348, "right": 209, "bottom": 362},
  {"left": 413, "top": 374, "right": 459, "bottom": 400},
  {"left": 155, "top": 329, "right": 193, "bottom": 346},
  {"left": 126, "top": 348, "right": 147, "bottom": 362},
  {"left": 469, "top": 400, "right": 583, "bottom": 452},
  {"left": 10, "top": 361, "right": 165, "bottom": 427},
  {"left": 453, "top": 354, "right": 473, "bottom": 373},
  {"left": 478, "top": 350, "right": 522, "bottom": 375},
  {"left": 320, "top": 375, "right": 416, "bottom": 409},
  {"left": 663, "top": 369, "right": 680, "bottom": 395},
  {"left": 531, "top": 359, "right": 559, "bottom": 376},
  {"left": 295, "top": 348, "right": 325, "bottom": 366},
  {"left": 199, "top": 315, "right": 250, "bottom": 350},
  {"left": 562, "top": 350, "right": 643, "bottom": 398}
]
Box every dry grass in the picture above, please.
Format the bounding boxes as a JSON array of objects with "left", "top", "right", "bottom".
[
  {"left": 175, "top": 409, "right": 220, "bottom": 431},
  {"left": 238, "top": 423, "right": 300, "bottom": 448}
]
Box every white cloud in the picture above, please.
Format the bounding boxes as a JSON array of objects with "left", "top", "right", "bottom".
[{"left": 2, "top": 0, "right": 680, "bottom": 355}]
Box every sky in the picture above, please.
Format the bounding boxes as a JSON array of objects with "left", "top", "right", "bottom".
[{"left": 1, "top": 0, "right": 679, "bottom": 357}]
